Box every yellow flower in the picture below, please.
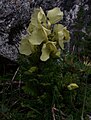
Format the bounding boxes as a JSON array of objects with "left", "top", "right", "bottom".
[{"left": 67, "top": 83, "right": 79, "bottom": 90}]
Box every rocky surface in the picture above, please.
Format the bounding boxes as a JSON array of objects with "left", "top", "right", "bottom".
[
  {"left": 0, "top": 0, "right": 33, "bottom": 60},
  {"left": 0, "top": 0, "right": 91, "bottom": 61}
]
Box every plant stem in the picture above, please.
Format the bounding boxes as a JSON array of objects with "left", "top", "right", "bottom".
[{"left": 81, "top": 78, "right": 87, "bottom": 120}]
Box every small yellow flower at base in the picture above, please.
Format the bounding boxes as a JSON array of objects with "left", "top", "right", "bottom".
[{"left": 67, "top": 83, "right": 79, "bottom": 90}]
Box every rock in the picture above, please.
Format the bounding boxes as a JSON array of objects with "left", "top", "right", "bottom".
[
  {"left": 0, "top": 0, "right": 33, "bottom": 61},
  {"left": 0, "top": 0, "right": 91, "bottom": 61}
]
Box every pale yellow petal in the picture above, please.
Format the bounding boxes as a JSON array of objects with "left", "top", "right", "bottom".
[
  {"left": 38, "top": 7, "right": 46, "bottom": 24},
  {"left": 58, "top": 39, "right": 64, "bottom": 50},
  {"left": 42, "top": 25, "right": 51, "bottom": 36},
  {"left": 27, "top": 23, "right": 34, "bottom": 34},
  {"left": 63, "top": 27, "right": 70, "bottom": 42},
  {"left": 31, "top": 8, "right": 40, "bottom": 27},
  {"left": 55, "top": 50, "right": 61, "bottom": 57},
  {"left": 40, "top": 44, "right": 50, "bottom": 61},
  {"left": 47, "top": 7, "right": 63, "bottom": 24},
  {"left": 67, "top": 83, "right": 79, "bottom": 90},
  {"left": 54, "top": 24, "right": 64, "bottom": 33},
  {"left": 29, "top": 29, "right": 47, "bottom": 45},
  {"left": 46, "top": 41, "right": 57, "bottom": 53},
  {"left": 19, "top": 35, "right": 34, "bottom": 55}
]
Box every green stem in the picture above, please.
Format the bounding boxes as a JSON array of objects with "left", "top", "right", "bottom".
[{"left": 81, "top": 79, "right": 87, "bottom": 120}]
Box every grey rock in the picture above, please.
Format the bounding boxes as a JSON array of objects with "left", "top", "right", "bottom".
[{"left": 0, "top": 0, "right": 33, "bottom": 61}]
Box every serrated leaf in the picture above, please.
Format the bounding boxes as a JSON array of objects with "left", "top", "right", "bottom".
[
  {"left": 67, "top": 83, "right": 79, "bottom": 90},
  {"left": 19, "top": 35, "right": 34, "bottom": 55},
  {"left": 47, "top": 7, "right": 63, "bottom": 24}
]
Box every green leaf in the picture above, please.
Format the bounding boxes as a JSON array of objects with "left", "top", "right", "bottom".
[
  {"left": 67, "top": 114, "right": 73, "bottom": 120},
  {"left": 28, "top": 66, "right": 38, "bottom": 73},
  {"left": 0, "top": 104, "right": 8, "bottom": 113},
  {"left": 47, "top": 7, "right": 63, "bottom": 24},
  {"left": 19, "top": 35, "right": 34, "bottom": 55},
  {"left": 27, "top": 111, "right": 36, "bottom": 118}
]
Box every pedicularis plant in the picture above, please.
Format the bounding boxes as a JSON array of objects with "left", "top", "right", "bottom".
[
  {"left": 18, "top": 7, "right": 86, "bottom": 120},
  {"left": 19, "top": 7, "right": 79, "bottom": 91},
  {"left": 19, "top": 7, "right": 70, "bottom": 61}
]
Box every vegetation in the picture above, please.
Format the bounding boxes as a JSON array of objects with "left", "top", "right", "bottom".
[
  {"left": 0, "top": 7, "right": 91, "bottom": 120},
  {"left": 0, "top": 53, "right": 91, "bottom": 120}
]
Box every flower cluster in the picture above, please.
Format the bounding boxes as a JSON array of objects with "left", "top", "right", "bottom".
[{"left": 19, "top": 7, "right": 70, "bottom": 61}]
